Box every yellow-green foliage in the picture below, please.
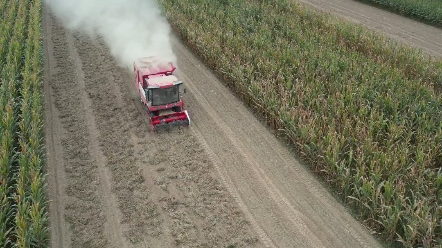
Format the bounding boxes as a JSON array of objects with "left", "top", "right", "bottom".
[
  {"left": 0, "top": 0, "right": 47, "bottom": 247},
  {"left": 160, "top": 0, "right": 442, "bottom": 247}
]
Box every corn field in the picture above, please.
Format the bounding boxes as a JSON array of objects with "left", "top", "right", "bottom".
[
  {"left": 358, "top": 0, "right": 442, "bottom": 27},
  {"left": 0, "top": 0, "right": 48, "bottom": 247},
  {"left": 160, "top": 0, "right": 442, "bottom": 247}
]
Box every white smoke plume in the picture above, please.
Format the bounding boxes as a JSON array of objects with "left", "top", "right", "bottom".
[{"left": 45, "top": 0, "right": 176, "bottom": 70}]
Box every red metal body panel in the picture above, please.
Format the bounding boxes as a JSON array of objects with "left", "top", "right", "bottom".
[{"left": 150, "top": 111, "right": 189, "bottom": 126}]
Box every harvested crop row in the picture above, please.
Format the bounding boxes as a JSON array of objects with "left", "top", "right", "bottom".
[
  {"left": 357, "top": 0, "right": 442, "bottom": 27},
  {"left": 0, "top": 0, "right": 48, "bottom": 246},
  {"left": 160, "top": 0, "right": 442, "bottom": 247}
]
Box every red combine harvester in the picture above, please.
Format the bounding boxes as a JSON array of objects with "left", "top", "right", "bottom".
[{"left": 134, "top": 57, "right": 190, "bottom": 131}]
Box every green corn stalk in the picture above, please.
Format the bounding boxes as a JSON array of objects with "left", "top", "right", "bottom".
[
  {"left": 0, "top": 0, "right": 47, "bottom": 246},
  {"left": 160, "top": 0, "right": 442, "bottom": 246},
  {"left": 0, "top": 106, "right": 15, "bottom": 247},
  {"left": 0, "top": 0, "right": 19, "bottom": 68},
  {"left": 0, "top": 0, "right": 7, "bottom": 13},
  {"left": 19, "top": 0, "right": 48, "bottom": 246}
]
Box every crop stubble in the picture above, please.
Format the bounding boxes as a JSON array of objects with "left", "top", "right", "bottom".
[{"left": 44, "top": 8, "right": 261, "bottom": 248}]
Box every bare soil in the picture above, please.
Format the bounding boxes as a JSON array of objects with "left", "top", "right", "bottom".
[
  {"left": 43, "top": 8, "right": 260, "bottom": 248},
  {"left": 43, "top": 0, "right": 441, "bottom": 247}
]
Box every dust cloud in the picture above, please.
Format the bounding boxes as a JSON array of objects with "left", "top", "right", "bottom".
[{"left": 45, "top": 0, "right": 177, "bottom": 69}]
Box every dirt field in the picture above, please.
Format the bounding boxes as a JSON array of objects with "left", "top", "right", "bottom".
[{"left": 43, "top": 1, "right": 441, "bottom": 247}]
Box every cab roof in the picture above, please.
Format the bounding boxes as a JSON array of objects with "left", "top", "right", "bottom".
[{"left": 146, "top": 75, "right": 182, "bottom": 88}]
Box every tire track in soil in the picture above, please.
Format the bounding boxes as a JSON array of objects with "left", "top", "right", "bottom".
[
  {"left": 178, "top": 59, "right": 372, "bottom": 247},
  {"left": 171, "top": 36, "right": 383, "bottom": 248},
  {"left": 72, "top": 34, "right": 163, "bottom": 245},
  {"left": 43, "top": 7, "right": 71, "bottom": 248},
  {"left": 47, "top": 15, "right": 107, "bottom": 248},
  {"left": 189, "top": 126, "right": 276, "bottom": 248},
  {"left": 71, "top": 32, "right": 263, "bottom": 247},
  {"left": 67, "top": 35, "right": 127, "bottom": 248},
  {"left": 141, "top": 128, "right": 262, "bottom": 247},
  {"left": 117, "top": 61, "right": 264, "bottom": 247},
  {"left": 178, "top": 72, "right": 323, "bottom": 247}
]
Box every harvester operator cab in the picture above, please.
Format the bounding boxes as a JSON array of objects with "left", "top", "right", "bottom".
[{"left": 149, "top": 84, "right": 180, "bottom": 106}]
